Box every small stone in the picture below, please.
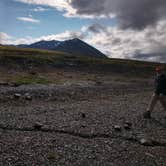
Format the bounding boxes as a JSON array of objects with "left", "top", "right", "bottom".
[
  {"left": 14, "top": 93, "right": 21, "bottom": 99},
  {"left": 81, "top": 125, "right": 86, "bottom": 128},
  {"left": 33, "top": 122, "right": 43, "bottom": 130},
  {"left": 124, "top": 124, "right": 131, "bottom": 130},
  {"left": 81, "top": 113, "right": 86, "bottom": 118},
  {"left": 41, "top": 125, "right": 48, "bottom": 130},
  {"left": 139, "top": 138, "right": 153, "bottom": 146},
  {"left": 26, "top": 96, "right": 32, "bottom": 100},
  {"left": 25, "top": 95, "right": 32, "bottom": 100},
  {"left": 24, "top": 93, "right": 32, "bottom": 100},
  {"left": 114, "top": 125, "right": 122, "bottom": 131},
  {"left": 125, "top": 121, "right": 132, "bottom": 126}
]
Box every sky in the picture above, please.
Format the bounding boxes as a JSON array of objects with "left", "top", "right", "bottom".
[{"left": 1, "top": 0, "right": 166, "bottom": 62}]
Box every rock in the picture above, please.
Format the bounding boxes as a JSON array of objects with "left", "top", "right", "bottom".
[
  {"left": 25, "top": 95, "right": 32, "bottom": 100},
  {"left": 81, "top": 113, "right": 86, "bottom": 118},
  {"left": 114, "top": 125, "right": 122, "bottom": 131},
  {"left": 33, "top": 122, "right": 43, "bottom": 130},
  {"left": 124, "top": 124, "right": 131, "bottom": 130},
  {"left": 14, "top": 93, "right": 21, "bottom": 99},
  {"left": 81, "top": 125, "right": 86, "bottom": 128},
  {"left": 125, "top": 121, "right": 132, "bottom": 127},
  {"left": 0, "top": 82, "right": 8, "bottom": 86},
  {"left": 139, "top": 138, "right": 153, "bottom": 146},
  {"left": 123, "top": 121, "right": 132, "bottom": 130},
  {"left": 24, "top": 93, "right": 32, "bottom": 100}
]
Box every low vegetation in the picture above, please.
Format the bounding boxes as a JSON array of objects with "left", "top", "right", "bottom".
[
  {"left": 0, "top": 45, "right": 165, "bottom": 85},
  {"left": 14, "top": 74, "right": 50, "bottom": 85}
]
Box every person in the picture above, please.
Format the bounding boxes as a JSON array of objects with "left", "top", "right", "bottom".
[{"left": 143, "top": 66, "right": 166, "bottom": 118}]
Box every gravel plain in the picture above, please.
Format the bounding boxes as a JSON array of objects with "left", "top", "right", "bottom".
[{"left": 0, "top": 80, "right": 166, "bottom": 166}]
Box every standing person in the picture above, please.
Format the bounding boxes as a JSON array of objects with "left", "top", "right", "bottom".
[{"left": 144, "top": 66, "right": 166, "bottom": 118}]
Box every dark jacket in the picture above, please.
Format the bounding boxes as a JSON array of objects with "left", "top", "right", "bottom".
[{"left": 155, "top": 74, "right": 166, "bottom": 95}]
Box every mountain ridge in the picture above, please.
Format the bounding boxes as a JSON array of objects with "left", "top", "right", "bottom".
[{"left": 17, "top": 38, "right": 107, "bottom": 58}]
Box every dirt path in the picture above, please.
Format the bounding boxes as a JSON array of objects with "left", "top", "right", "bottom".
[{"left": 0, "top": 82, "right": 166, "bottom": 165}]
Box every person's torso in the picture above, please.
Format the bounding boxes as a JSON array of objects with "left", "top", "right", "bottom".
[{"left": 155, "top": 74, "right": 166, "bottom": 93}]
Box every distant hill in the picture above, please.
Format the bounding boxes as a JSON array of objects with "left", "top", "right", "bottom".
[
  {"left": 17, "top": 38, "right": 106, "bottom": 58},
  {"left": 0, "top": 45, "right": 164, "bottom": 77}
]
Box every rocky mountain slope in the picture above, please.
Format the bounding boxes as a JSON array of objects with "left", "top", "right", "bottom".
[{"left": 17, "top": 38, "right": 106, "bottom": 58}]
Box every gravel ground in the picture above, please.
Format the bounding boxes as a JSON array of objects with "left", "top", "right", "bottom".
[{"left": 0, "top": 81, "right": 166, "bottom": 166}]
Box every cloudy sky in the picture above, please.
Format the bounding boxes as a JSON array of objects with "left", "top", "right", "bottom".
[{"left": 1, "top": 0, "right": 166, "bottom": 62}]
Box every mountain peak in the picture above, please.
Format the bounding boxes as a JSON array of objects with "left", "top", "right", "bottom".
[
  {"left": 65, "top": 38, "right": 83, "bottom": 43},
  {"left": 17, "top": 38, "right": 107, "bottom": 58},
  {"left": 71, "top": 38, "right": 82, "bottom": 41}
]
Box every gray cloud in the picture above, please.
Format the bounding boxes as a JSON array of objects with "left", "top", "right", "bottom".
[
  {"left": 85, "top": 21, "right": 166, "bottom": 62},
  {"left": 133, "top": 53, "right": 166, "bottom": 62},
  {"left": 70, "top": 0, "right": 105, "bottom": 16},
  {"left": 0, "top": 29, "right": 87, "bottom": 45},
  {"left": 16, "top": 0, "right": 166, "bottom": 30},
  {"left": 70, "top": 0, "right": 166, "bottom": 30},
  {"left": 87, "top": 23, "right": 107, "bottom": 33}
]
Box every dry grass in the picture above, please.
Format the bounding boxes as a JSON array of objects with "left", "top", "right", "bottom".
[{"left": 0, "top": 45, "right": 165, "bottom": 85}]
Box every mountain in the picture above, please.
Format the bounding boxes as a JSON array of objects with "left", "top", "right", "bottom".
[
  {"left": 18, "top": 40, "right": 61, "bottom": 50},
  {"left": 17, "top": 38, "right": 106, "bottom": 58}
]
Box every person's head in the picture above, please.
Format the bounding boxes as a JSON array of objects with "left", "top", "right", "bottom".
[{"left": 155, "top": 66, "right": 165, "bottom": 74}]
